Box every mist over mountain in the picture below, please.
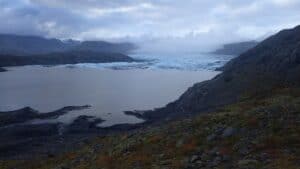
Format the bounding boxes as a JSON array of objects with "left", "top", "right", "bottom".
[
  {"left": 212, "top": 41, "right": 259, "bottom": 55},
  {"left": 0, "top": 34, "right": 66, "bottom": 55}
]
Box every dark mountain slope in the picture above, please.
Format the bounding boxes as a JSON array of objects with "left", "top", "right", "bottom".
[
  {"left": 0, "top": 51, "right": 134, "bottom": 67},
  {"left": 212, "top": 41, "right": 258, "bottom": 55},
  {"left": 0, "top": 34, "right": 66, "bottom": 55},
  {"left": 138, "top": 25, "right": 300, "bottom": 121},
  {"left": 0, "top": 34, "right": 137, "bottom": 66}
]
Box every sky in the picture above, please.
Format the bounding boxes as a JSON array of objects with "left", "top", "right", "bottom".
[{"left": 1, "top": 0, "right": 300, "bottom": 53}]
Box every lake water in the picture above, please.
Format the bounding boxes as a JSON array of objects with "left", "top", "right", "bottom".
[{"left": 0, "top": 53, "right": 231, "bottom": 127}]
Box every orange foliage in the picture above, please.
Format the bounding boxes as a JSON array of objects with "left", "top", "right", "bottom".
[
  {"left": 181, "top": 138, "right": 197, "bottom": 155},
  {"left": 148, "top": 135, "right": 162, "bottom": 144},
  {"left": 219, "top": 146, "right": 232, "bottom": 156},
  {"left": 247, "top": 116, "right": 259, "bottom": 128},
  {"left": 96, "top": 154, "right": 114, "bottom": 168}
]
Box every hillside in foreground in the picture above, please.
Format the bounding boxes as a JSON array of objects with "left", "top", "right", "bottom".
[{"left": 1, "top": 87, "right": 299, "bottom": 169}]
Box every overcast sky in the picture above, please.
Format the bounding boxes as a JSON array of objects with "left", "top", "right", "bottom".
[{"left": 1, "top": 0, "right": 300, "bottom": 52}]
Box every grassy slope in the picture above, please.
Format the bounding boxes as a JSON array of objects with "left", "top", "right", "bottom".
[{"left": 1, "top": 87, "right": 300, "bottom": 169}]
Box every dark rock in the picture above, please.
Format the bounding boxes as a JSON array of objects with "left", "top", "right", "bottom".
[
  {"left": 47, "top": 152, "right": 55, "bottom": 158},
  {"left": 201, "top": 153, "right": 210, "bottom": 162},
  {"left": 176, "top": 138, "right": 185, "bottom": 148},
  {"left": 206, "top": 133, "right": 217, "bottom": 141},
  {"left": 0, "top": 67, "right": 6, "bottom": 72},
  {"left": 190, "top": 155, "right": 200, "bottom": 163},
  {"left": 238, "top": 147, "right": 250, "bottom": 156},
  {"left": 209, "top": 147, "right": 219, "bottom": 156},
  {"left": 211, "top": 156, "right": 222, "bottom": 167},
  {"left": 222, "top": 155, "right": 231, "bottom": 162},
  {"left": 238, "top": 159, "right": 259, "bottom": 168},
  {"left": 60, "top": 166, "right": 70, "bottom": 169},
  {"left": 222, "top": 127, "right": 237, "bottom": 138},
  {"left": 215, "top": 126, "right": 225, "bottom": 135}
]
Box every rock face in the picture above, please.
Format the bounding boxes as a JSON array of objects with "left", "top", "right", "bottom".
[
  {"left": 137, "top": 25, "right": 300, "bottom": 121},
  {"left": 212, "top": 41, "right": 258, "bottom": 55}
]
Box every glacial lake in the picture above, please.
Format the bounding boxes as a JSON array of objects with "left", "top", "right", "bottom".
[{"left": 0, "top": 65, "right": 219, "bottom": 127}]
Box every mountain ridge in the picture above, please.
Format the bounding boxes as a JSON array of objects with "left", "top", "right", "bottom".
[
  {"left": 0, "top": 34, "right": 136, "bottom": 56},
  {"left": 0, "top": 34, "right": 137, "bottom": 67}
]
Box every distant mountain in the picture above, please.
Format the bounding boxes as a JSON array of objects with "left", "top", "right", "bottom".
[
  {"left": 0, "top": 34, "right": 66, "bottom": 55},
  {"left": 212, "top": 41, "right": 258, "bottom": 55},
  {"left": 0, "top": 34, "right": 137, "bottom": 67},
  {"left": 0, "top": 51, "right": 134, "bottom": 67},
  {"left": 0, "top": 34, "right": 136, "bottom": 56}
]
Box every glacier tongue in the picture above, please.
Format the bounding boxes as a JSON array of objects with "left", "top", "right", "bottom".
[{"left": 61, "top": 53, "right": 234, "bottom": 71}]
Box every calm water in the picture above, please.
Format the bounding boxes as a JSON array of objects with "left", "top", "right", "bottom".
[{"left": 0, "top": 66, "right": 219, "bottom": 126}]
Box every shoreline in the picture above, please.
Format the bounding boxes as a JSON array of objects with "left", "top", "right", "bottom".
[
  {"left": 0, "top": 106, "right": 150, "bottom": 160},
  {"left": 0, "top": 67, "right": 6, "bottom": 72}
]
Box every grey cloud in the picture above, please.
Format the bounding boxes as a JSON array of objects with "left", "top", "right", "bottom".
[{"left": 0, "top": 0, "right": 300, "bottom": 52}]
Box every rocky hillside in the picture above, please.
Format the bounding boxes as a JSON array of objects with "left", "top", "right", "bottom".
[
  {"left": 212, "top": 41, "right": 258, "bottom": 55},
  {"left": 1, "top": 87, "right": 299, "bottom": 169},
  {"left": 134, "top": 25, "right": 300, "bottom": 122}
]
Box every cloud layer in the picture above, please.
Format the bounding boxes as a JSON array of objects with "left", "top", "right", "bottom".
[{"left": 1, "top": 0, "right": 300, "bottom": 52}]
